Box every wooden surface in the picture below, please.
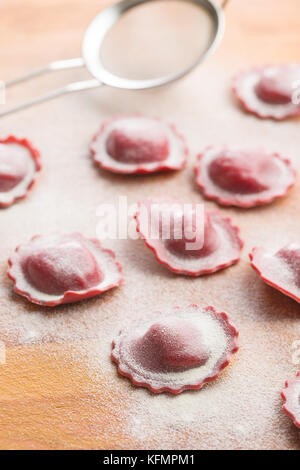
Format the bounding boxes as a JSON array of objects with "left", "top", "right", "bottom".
[{"left": 0, "top": 0, "right": 300, "bottom": 450}]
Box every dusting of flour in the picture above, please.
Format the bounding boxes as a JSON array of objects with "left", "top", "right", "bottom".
[{"left": 1, "top": 61, "right": 300, "bottom": 449}]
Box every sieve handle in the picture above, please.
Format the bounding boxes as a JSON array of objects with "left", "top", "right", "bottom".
[
  {"left": 0, "top": 57, "right": 103, "bottom": 117},
  {"left": 0, "top": 79, "right": 103, "bottom": 118},
  {"left": 6, "top": 57, "right": 85, "bottom": 87}
]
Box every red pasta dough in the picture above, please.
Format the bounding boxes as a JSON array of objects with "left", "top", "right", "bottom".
[
  {"left": 8, "top": 233, "right": 123, "bottom": 306},
  {"left": 233, "top": 64, "right": 300, "bottom": 120},
  {"left": 135, "top": 197, "right": 243, "bottom": 276},
  {"left": 195, "top": 146, "right": 296, "bottom": 208},
  {"left": 0, "top": 136, "right": 41, "bottom": 207},
  {"left": 249, "top": 244, "right": 300, "bottom": 303},
  {"left": 111, "top": 304, "right": 239, "bottom": 394},
  {"left": 281, "top": 372, "right": 300, "bottom": 429},
  {"left": 90, "top": 115, "right": 187, "bottom": 174}
]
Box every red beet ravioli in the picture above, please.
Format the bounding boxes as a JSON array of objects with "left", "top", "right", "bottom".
[
  {"left": 250, "top": 244, "right": 300, "bottom": 303},
  {"left": 90, "top": 115, "right": 187, "bottom": 174},
  {"left": 281, "top": 372, "right": 300, "bottom": 429},
  {"left": 195, "top": 146, "right": 295, "bottom": 208},
  {"left": 111, "top": 304, "right": 239, "bottom": 394},
  {"left": 233, "top": 64, "right": 300, "bottom": 120},
  {"left": 135, "top": 197, "right": 243, "bottom": 276},
  {"left": 0, "top": 136, "right": 41, "bottom": 208},
  {"left": 8, "top": 233, "right": 123, "bottom": 306}
]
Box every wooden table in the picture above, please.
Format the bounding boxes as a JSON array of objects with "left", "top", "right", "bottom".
[{"left": 0, "top": 0, "right": 300, "bottom": 450}]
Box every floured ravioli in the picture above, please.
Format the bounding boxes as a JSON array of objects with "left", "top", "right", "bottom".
[
  {"left": 112, "top": 304, "right": 239, "bottom": 394},
  {"left": 90, "top": 115, "right": 187, "bottom": 174},
  {"left": 8, "top": 233, "right": 123, "bottom": 306}
]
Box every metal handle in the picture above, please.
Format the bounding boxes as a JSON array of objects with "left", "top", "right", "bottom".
[
  {"left": 0, "top": 57, "right": 103, "bottom": 118},
  {"left": 0, "top": 79, "right": 103, "bottom": 118},
  {"left": 6, "top": 57, "right": 85, "bottom": 87}
]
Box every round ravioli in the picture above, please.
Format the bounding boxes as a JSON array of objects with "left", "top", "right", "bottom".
[
  {"left": 233, "top": 64, "right": 300, "bottom": 120},
  {"left": 0, "top": 136, "right": 41, "bottom": 208},
  {"left": 249, "top": 244, "right": 300, "bottom": 303},
  {"left": 90, "top": 115, "right": 188, "bottom": 174},
  {"left": 112, "top": 304, "right": 239, "bottom": 394},
  {"left": 8, "top": 233, "right": 123, "bottom": 306},
  {"left": 195, "top": 146, "right": 296, "bottom": 208},
  {"left": 135, "top": 197, "right": 243, "bottom": 276},
  {"left": 281, "top": 372, "right": 300, "bottom": 429}
]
